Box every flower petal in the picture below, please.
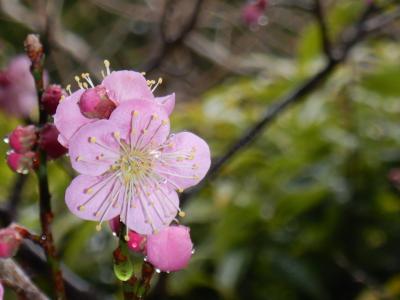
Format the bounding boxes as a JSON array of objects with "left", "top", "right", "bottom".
[
  {"left": 68, "top": 120, "right": 120, "bottom": 176},
  {"left": 146, "top": 225, "right": 193, "bottom": 272},
  {"left": 121, "top": 184, "right": 179, "bottom": 235},
  {"left": 54, "top": 89, "right": 92, "bottom": 147},
  {"left": 157, "top": 132, "right": 211, "bottom": 191},
  {"left": 102, "top": 71, "right": 153, "bottom": 104},
  {"left": 109, "top": 99, "right": 170, "bottom": 148},
  {"left": 65, "top": 174, "right": 123, "bottom": 222},
  {"left": 155, "top": 93, "right": 175, "bottom": 116}
]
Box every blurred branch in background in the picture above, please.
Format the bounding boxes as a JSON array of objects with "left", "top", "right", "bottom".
[
  {"left": 181, "top": 2, "right": 400, "bottom": 203},
  {"left": 0, "top": 258, "right": 49, "bottom": 300}
]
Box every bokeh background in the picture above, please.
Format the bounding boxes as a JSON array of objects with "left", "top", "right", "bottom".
[{"left": 1, "top": 0, "right": 400, "bottom": 299}]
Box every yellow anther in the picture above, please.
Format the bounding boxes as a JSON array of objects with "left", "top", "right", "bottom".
[
  {"left": 66, "top": 84, "right": 72, "bottom": 95},
  {"left": 162, "top": 120, "right": 168, "bottom": 125},
  {"left": 89, "top": 137, "right": 97, "bottom": 143},
  {"left": 141, "top": 72, "right": 146, "bottom": 76},
  {"left": 179, "top": 211, "right": 186, "bottom": 218},
  {"left": 152, "top": 113, "right": 159, "bottom": 120},
  {"left": 78, "top": 205, "right": 85, "bottom": 211},
  {"left": 60, "top": 95, "right": 66, "bottom": 102},
  {"left": 85, "top": 188, "right": 93, "bottom": 194},
  {"left": 104, "top": 59, "right": 110, "bottom": 68},
  {"left": 178, "top": 188, "right": 184, "bottom": 193},
  {"left": 75, "top": 156, "right": 82, "bottom": 162},
  {"left": 113, "top": 131, "right": 120, "bottom": 139},
  {"left": 124, "top": 234, "right": 130, "bottom": 241},
  {"left": 132, "top": 110, "right": 139, "bottom": 117},
  {"left": 176, "top": 156, "right": 184, "bottom": 161},
  {"left": 96, "top": 224, "right": 102, "bottom": 231}
]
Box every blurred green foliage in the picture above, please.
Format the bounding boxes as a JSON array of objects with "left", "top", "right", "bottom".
[{"left": 1, "top": 1, "right": 400, "bottom": 300}]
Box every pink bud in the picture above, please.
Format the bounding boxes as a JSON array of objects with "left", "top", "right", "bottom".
[
  {"left": 109, "top": 217, "right": 121, "bottom": 234},
  {"left": 41, "top": 84, "right": 64, "bottom": 115},
  {"left": 7, "top": 151, "right": 38, "bottom": 174},
  {"left": 38, "top": 124, "right": 67, "bottom": 160},
  {"left": 8, "top": 125, "right": 37, "bottom": 153},
  {"left": 0, "top": 227, "right": 22, "bottom": 258},
  {"left": 78, "top": 85, "right": 116, "bottom": 119},
  {"left": 127, "top": 231, "right": 146, "bottom": 253},
  {"left": 146, "top": 225, "right": 193, "bottom": 272}
]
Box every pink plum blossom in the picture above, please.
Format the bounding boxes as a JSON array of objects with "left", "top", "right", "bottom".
[
  {"left": 0, "top": 55, "right": 36, "bottom": 118},
  {"left": 0, "top": 227, "right": 22, "bottom": 258},
  {"left": 146, "top": 225, "right": 193, "bottom": 272},
  {"left": 65, "top": 99, "right": 210, "bottom": 235},
  {"left": 54, "top": 65, "right": 175, "bottom": 147}
]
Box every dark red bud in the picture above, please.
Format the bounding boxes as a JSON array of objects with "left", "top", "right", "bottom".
[
  {"left": 38, "top": 124, "right": 67, "bottom": 160},
  {"left": 41, "top": 84, "right": 65, "bottom": 115}
]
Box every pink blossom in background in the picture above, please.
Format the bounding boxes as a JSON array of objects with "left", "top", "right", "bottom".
[
  {"left": 65, "top": 99, "right": 210, "bottom": 235},
  {"left": 0, "top": 55, "right": 36, "bottom": 118},
  {"left": 54, "top": 68, "right": 175, "bottom": 147},
  {"left": 146, "top": 225, "right": 193, "bottom": 272},
  {"left": 0, "top": 281, "right": 3, "bottom": 300},
  {"left": 0, "top": 227, "right": 22, "bottom": 258},
  {"left": 242, "top": 0, "right": 268, "bottom": 27}
]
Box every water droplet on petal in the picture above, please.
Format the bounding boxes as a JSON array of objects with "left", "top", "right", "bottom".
[
  {"left": 144, "top": 256, "right": 148, "bottom": 262},
  {"left": 155, "top": 268, "right": 161, "bottom": 274},
  {"left": 3, "top": 137, "right": 9, "bottom": 144}
]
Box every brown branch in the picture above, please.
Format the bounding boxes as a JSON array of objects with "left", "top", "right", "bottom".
[
  {"left": 181, "top": 5, "right": 400, "bottom": 203},
  {"left": 314, "top": 0, "right": 332, "bottom": 59},
  {"left": 143, "top": 0, "right": 204, "bottom": 72},
  {"left": 25, "top": 34, "right": 66, "bottom": 300},
  {"left": 0, "top": 258, "right": 49, "bottom": 300}
]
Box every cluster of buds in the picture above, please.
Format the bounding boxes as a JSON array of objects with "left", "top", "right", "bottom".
[
  {"left": 110, "top": 218, "right": 193, "bottom": 272},
  {"left": 5, "top": 85, "right": 67, "bottom": 173}
]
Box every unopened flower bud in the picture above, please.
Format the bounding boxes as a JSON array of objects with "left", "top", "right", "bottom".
[
  {"left": 109, "top": 217, "right": 121, "bottom": 235},
  {"left": 0, "top": 227, "right": 22, "bottom": 258},
  {"left": 41, "top": 84, "right": 64, "bottom": 115},
  {"left": 78, "top": 85, "right": 116, "bottom": 119},
  {"left": 7, "top": 151, "right": 38, "bottom": 174},
  {"left": 146, "top": 225, "right": 193, "bottom": 272},
  {"left": 127, "top": 231, "right": 146, "bottom": 253},
  {"left": 8, "top": 125, "right": 37, "bottom": 153},
  {"left": 39, "top": 124, "right": 67, "bottom": 160},
  {"left": 24, "top": 34, "right": 44, "bottom": 65}
]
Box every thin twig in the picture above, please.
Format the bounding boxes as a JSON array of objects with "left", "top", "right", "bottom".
[
  {"left": 0, "top": 258, "right": 49, "bottom": 300},
  {"left": 143, "top": 0, "right": 204, "bottom": 72},
  {"left": 314, "top": 0, "right": 332, "bottom": 59},
  {"left": 25, "top": 34, "right": 66, "bottom": 300}
]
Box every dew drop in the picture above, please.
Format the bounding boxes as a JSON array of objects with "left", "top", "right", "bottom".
[
  {"left": 191, "top": 249, "right": 196, "bottom": 255},
  {"left": 41, "top": 235, "right": 47, "bottom": 241},
  {"left": 155, "top": 268, "right": 161, "bottom": 274},
  {"left": 3, "top": 137, "right": 9, "bottom": 144},
  {"left": 166, "top": 271, "right": 170, "bottom": 274},
  {"left": 144, "top": 256, "right": 148, "bottom": 262}
]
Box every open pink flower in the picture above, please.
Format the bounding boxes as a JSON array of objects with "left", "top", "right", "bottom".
[
  {"left": 0, "top": 55, "right": 36, "bottom": 118},
  {"left": 54, "top": 66, "right": 175, "bottom": 147},
  {"left": 65, "top": 99, "right": 210, "bottom": 235},
  {"left": 146, "top": 225, "right": 193, "bottom": 272}
]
